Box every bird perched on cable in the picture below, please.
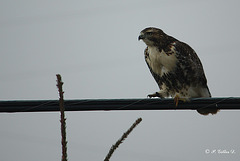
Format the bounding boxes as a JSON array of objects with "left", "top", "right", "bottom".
[{"left": 138, "top": 27, "right": 218, "bottom": 115}]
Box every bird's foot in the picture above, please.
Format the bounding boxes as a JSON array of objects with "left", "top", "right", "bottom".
[
  {"left": 147, "top": 92, "right": 163, "bottom": 98},
  {"left": 174, "top": 94, "right": 188, "bottom": 106}
]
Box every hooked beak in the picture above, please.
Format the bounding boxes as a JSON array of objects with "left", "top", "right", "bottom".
[{"left": 138, "top": 34, "right": 145, "bottom": 41}]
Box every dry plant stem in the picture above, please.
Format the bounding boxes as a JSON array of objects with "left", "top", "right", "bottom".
[
  {"left": 56, "top": 74, "right": 68, "bottom": 161},
  {"left": 104, "top": 118, "right": 142, "bottom": 161}
]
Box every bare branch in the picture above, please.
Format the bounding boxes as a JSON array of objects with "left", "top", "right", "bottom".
[
  {"left": 104, "top": 118, "right": 142, "bottom": 161},
  {"left": 56, "top": 74, "right": 68, "bottom": 161}
]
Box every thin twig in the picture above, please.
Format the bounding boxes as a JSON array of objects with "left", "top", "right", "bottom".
[
  {"left": 104, "top": 118, "right": 142, "bottom": 161},
  {"left": 56, "top": 74, "right": 68, "bottom": 161}
]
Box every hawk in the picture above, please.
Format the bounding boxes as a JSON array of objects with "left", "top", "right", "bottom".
[{"left": 138, "top": 27, "right": 218, "bottom": 115}]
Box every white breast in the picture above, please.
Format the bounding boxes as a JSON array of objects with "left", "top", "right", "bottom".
[{"left": 146, "top": 46, "right": 178, "bottom": 76}]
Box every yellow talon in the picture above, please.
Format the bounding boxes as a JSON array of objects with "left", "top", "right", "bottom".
[
  {"left": 174, "top": 95, "right": 179, "bottom": 106},
  {"left": 174, "top": 94, "right": 188, "bottom": 106}
]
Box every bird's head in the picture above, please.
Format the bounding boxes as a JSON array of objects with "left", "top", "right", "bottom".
[{"left": 138, "top": 27, "right": 166, "bottom": 46}]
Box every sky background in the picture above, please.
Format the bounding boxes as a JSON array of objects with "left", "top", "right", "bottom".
[{"left": 1, "top": 0, "right": 240, "bottom": 161}]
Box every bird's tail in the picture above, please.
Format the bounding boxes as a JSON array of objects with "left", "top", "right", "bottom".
[
  {"left": 197, "top": 108, "right": 219, "bottom": 115},
  {"left": 196, "top": 86, "right": 218, "bottom": 115}
]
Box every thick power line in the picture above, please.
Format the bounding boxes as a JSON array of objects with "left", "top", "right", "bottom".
[{"left": 0, "top": 97, "right": 239, "bottom": 113}]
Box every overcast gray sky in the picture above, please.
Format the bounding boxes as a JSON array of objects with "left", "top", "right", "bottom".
[{"left": 1, "top": 0, "right": 240, "bottom": 161}]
